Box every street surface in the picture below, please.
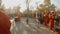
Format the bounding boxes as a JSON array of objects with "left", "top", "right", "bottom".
[{"left": 10, "top": 17, "right": 54, "bottom": 34}]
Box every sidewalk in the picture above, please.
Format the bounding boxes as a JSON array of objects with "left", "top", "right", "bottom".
[
  {"left": 22, "top": 21, "right": 54, "bottom": 34},
  {"left": 10, "top": 18, "right": 54, "bottom": 34}
]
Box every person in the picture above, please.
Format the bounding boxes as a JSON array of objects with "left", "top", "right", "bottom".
[
  {"left": 15, "top": 12, "right": 21, "bottom": 22},
  {"left": 39, "top": 12, "right": 44, "bottom": 24},
  {"left": 0, "top": 10, "right": 11, "bottom": 34},
  {"left": 17, "top": 12, "right": 21, "bottom": 22},
  {"left": 49, "top": 11, "right": 55, "bottom": 30},
  {"left": 44, "top": 10, "right": 49, "bottom": 26},
  {"left": 36, "top": 12, "right": 39, "bottom": 23},
  {"left": 55, "top": 15, "right": 59, "bottom": 26},
  {"left": 54, "top": 28, "right": 60, "bottom": 34}
]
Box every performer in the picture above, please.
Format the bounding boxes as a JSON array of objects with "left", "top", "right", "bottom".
[
  {"left": 0, "top": 10, "right": 11, "bottom": 34},
  {"left": 49, "top": 11, "right": 55, "bottom": 30}
]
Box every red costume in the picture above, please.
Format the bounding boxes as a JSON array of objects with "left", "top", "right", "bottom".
[
  {"left": 44, "top": 13, "right": 49, "bottom": 26},
  {"left": 0, "top": 10, "right": 11, "bottom": 34},
  {"left": 49, "top": 13, "right": 55, "bottom": 30},
  {"left": 18, "top": 12, "right": 21, "bottom": 21}
]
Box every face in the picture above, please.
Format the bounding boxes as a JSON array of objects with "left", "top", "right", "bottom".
[{"left": 44, "top": 11, "right": 48, "bottom": 14}]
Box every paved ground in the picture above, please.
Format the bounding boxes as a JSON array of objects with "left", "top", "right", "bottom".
[{"left": 10, "top": 17, "right": 54, "bottom": 34}]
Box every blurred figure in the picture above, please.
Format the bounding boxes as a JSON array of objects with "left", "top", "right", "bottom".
[
  {"left": 0, "top": 10, "right": 11, "bottom": 34},
  {"left": 49, "top": 11, "right": 55, "bottom": 30},
  {"left": 54, "top": 28, "right": 60, "bottom": 34},
  {"left": 39, "top": 12, "right": 44, "bottom": 24},
  {"left": 44, "top": 10, "right": 49, "bottom": 26},
  {"left": 15, "top": 12, "right": 21, "bottom": 22},
  {"left": 55, "top": 15, "right": 59, "bottom": 26},
  {"left": 36, "top": 12, "right": 39, "bottom": 23},
  {"left": 18, "top": 12, "right": 21, "bottom": 22}
]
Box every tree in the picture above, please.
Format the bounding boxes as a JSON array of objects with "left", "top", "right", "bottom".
[{"left": 37, "top": 0, "right": 56, "bottom": 13}]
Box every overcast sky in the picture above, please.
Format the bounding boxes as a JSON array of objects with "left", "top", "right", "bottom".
[{"left": 2, "top": 0, "right": 60, "bottom": 12}]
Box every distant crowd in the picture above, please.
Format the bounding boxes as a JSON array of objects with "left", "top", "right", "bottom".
[{"left": 36, "top": 10, "right": 60, "bottom": 30}]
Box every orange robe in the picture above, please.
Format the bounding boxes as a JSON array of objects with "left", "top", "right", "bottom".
[
  {"left": 49, "top": 14, "right": 55, "bottom": 30},
  {"left": 44, "top": 13, "right": 49, "bottom": 25},
  {"left": 0, "top": 10, "right": 11, "bottom": 34}
]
